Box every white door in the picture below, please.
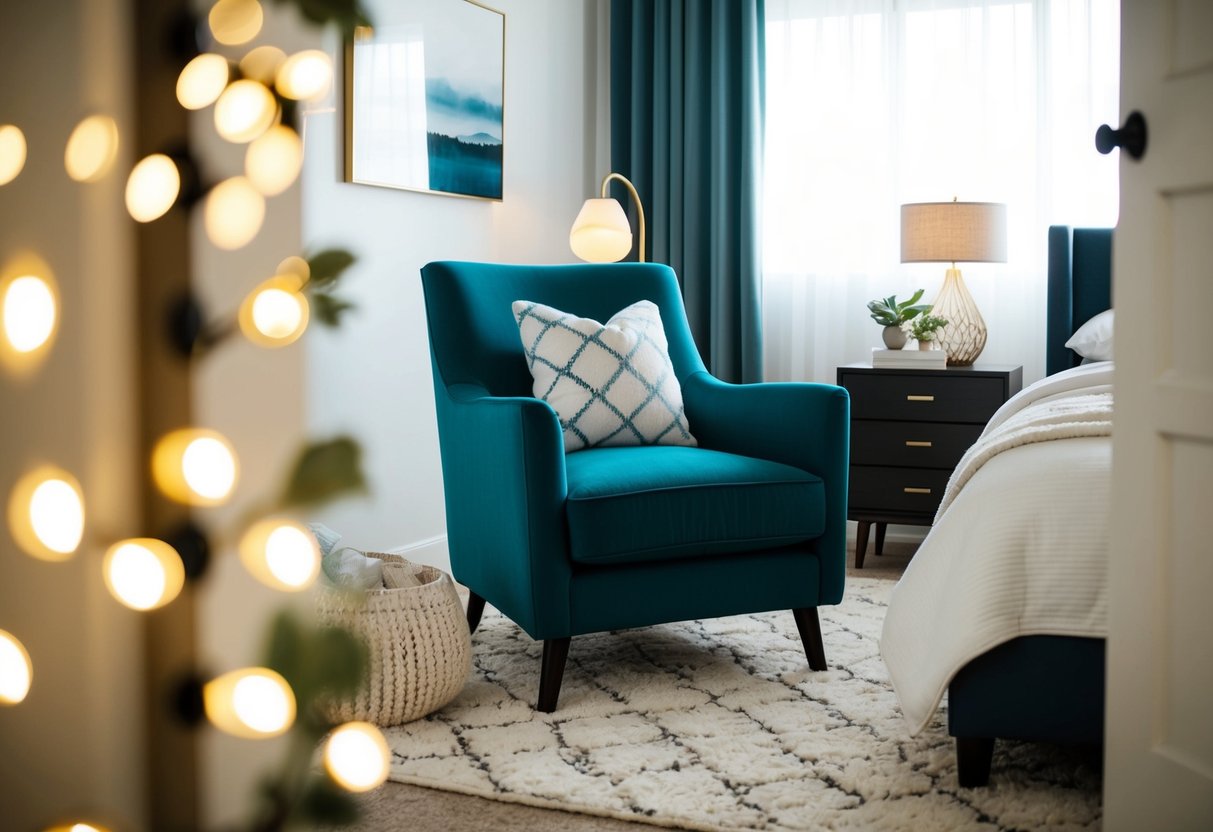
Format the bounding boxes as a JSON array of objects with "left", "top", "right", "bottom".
[{"left": 1104, "top": 1, "right": 1213, "bottom": 829}]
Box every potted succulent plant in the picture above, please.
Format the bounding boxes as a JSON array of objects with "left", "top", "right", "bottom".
[
  {"left": 867, "top": 290, "right": 932, "bottom": 349},
  {"left": 910, "top": 313, "right": 949, "bottom": 349}
]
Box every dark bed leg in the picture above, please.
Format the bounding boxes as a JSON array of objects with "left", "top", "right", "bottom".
[
  {"left": 956, "top": 736, "right": 995, "bottom": 788},
  {"left": 466, "top": 591, "right": 486, "bottom": 635},
  {"left": 874, "top": 522, "right": 887, "bottom": 556},
  {"left": 855, "top": 521, "right": 871, "bottom": 569},
  {"left": 536, "top": 637, "right": 571, "bottom": 713},
  {"left": 792, "top": 607, "right": 828, "bottom": 671}
]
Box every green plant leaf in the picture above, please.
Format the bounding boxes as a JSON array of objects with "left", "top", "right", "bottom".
[
  {"left": 297, "top": 774, "right": 361, "bottom": 825},
  {"left": 897, "top": 288, "right": 925, "bottom": 310},
  {"left": 280, "top": 436, "right": 368, "bottom": 509},
  {"left": 307, "top": 249, "right": 357, "bottom": 288},
  {"left": 312, "top": 292, "right": 355, "bottom": 327},
  {"left": 311, "top": 626, "right": 368, "bottom": 698},
  {"left": 264, "top": 610, "right": 306, "bottom": 683}
]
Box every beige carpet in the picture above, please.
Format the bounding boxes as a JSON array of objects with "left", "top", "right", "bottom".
[{"left": 342, "top": 544, "right": 1100, "bottom": 831}]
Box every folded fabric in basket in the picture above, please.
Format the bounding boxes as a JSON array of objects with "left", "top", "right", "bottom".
[{"left": 310, "top": 522, "right": 384, "bottom": 591}]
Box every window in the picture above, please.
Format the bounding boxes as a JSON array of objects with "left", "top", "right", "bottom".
[{"left": 762, "top": 0, "right": 1119, "bottom": 383}]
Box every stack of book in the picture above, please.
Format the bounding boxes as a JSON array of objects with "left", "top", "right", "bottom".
[{"left": 871, "top": 347, "right": 947, "bottom": 369}]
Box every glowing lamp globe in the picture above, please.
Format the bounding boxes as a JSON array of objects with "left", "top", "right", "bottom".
[
  {"left": 0, "top": 125, "right": 26, "bottom": 186},
  {"left": 0, "top": 629, "right": 32, "bottom": 705},
  {"left": 103, "top": 539, "right": 186, "bottom": 611},
  {"left": 125, "top": 154, "right": 180, "bottom": 222},
  {"left": 324, "top": 722, "right": 390, "bottom": 792},
  {"left": 64, "top": 115, "right": 120, "bottom": 182},
  {"left": 176, "top": 53, "right": 230, "bottom": 111},
  {"left": 239, "top": 518, "right": 321, "bottom": 591},
  {"left": 569, "top": 198, "right": 632, "bottom": 263},
  {"left": 7, "top": 465, "right": 85, "bottom": 561},
  {"left": 204, "top": 667, "right": 296, "bottom": 738},
  {"left": 152, "top": 428, "right": 238, "bottom": 506}
]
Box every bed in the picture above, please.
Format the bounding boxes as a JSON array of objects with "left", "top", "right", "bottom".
[{"left": 880, "top": 225, "right": 1113, "bottom": 787}]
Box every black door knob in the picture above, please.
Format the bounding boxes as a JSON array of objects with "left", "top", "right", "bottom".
[{"left": 1095, "top": 111, "right": 1147, "bottom": 160}]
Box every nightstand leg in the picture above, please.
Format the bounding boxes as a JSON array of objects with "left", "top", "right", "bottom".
[
  {"left": 855, "top": 521, "right": 870, "bottom": 569},
  {"left": 874, "top": 523, "right": 887, "bottom": 557}
]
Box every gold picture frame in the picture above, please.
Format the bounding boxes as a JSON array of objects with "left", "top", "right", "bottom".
[{"left": 344, "top": 0, "right": 505, "bottom": 201}]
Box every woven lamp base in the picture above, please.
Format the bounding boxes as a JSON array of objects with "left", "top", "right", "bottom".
[{"left": 931, "top": 267, "right": 987, "bottom": 366}]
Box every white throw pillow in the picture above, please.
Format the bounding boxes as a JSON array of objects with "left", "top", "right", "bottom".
[
  {"left": 1065, "top": 308, "right": 1114, "bottom": 361},
  {"left": 512, "top": 299, "right": 697, "bottom": 452}
]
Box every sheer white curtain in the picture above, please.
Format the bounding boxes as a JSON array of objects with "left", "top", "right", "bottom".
[{"left": 763, "top": 0, "right": 1119, "bottom": 385}]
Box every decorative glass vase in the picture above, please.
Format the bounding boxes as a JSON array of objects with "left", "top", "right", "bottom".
[{"left": 931, "top": 268, "right": 986, "bottom": 365}]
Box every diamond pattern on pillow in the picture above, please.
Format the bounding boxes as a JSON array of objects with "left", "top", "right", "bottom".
[{"left": 512, "top": 299, "right": 697, "bottom": 452}]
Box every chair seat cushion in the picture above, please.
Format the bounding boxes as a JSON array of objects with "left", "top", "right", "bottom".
[{"left": 564, "top": 446, "right": 825, "bottom": 566}]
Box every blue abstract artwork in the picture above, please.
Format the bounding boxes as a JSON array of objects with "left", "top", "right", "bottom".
[{"left": 348, "top": 0, "right": 504, "bottom": 200}]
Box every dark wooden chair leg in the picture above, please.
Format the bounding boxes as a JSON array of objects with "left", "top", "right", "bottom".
[
  {"left": 466, "top": 591, "right": 486, "bottom": 635},
  {"left": 855, "top": 521, "right": 871, "bottom": 569},
  {"left": 792, "top": 607, "right": 828, "bottom": 671},
  {"left": 955, "top": 736, "right": 995, "bottom": 788},
  {"left": 874, "top": 522, "right": 887, "bottom": 556},
  {"left": 536, "top": 637, "right": 571, "bottom": 713}
]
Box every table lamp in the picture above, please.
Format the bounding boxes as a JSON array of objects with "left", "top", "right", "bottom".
[
  {"left": 900, "top": 199, "right": 1007, "bottom": 365},
  {"left": 570, "top": 172, "right": 646, "bottom": 263}
]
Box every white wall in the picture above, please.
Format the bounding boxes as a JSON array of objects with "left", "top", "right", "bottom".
[{"left": 302, "top": 0, "right": 605, "bottom": 569}]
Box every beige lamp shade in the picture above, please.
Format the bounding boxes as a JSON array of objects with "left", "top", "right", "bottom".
[
  {"left": 569, "top": 198, "right": 633, "bottom": 263},
  {"left": 900, "top": 202, "right": 1007, "bottom": 263}
]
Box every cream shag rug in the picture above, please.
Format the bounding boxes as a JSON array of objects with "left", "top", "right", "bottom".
[{"left": 383, "top": 577, "right": 1101, "bottom": 831}]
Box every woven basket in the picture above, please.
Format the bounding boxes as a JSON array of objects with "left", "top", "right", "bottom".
[{"left": 316, "top": 554, "right": 471, "bottom": 726}]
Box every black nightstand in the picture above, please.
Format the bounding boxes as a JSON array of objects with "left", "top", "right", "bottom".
[{"left": 836, "top": 362, "right": 1023, "bottom": 568}]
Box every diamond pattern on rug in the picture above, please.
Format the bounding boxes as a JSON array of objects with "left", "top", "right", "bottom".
[
  {"left": 384, "top": 577, "right": 1101, "bottom": 832},
  {"left": 513, "top": 299, "right": 696, "bottom": 452}
]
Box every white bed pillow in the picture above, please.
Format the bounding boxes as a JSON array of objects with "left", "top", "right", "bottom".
[
  {"left": 512, "top": 299, "right": 697, "bottom": 452},
  {"left": 1065, "top": 309, "right": 1114, "bottom": 361}
]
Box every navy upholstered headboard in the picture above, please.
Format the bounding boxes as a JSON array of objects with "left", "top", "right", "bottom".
[{"left": 1046, "top": 225, "right": 1113, "bottom": 376}]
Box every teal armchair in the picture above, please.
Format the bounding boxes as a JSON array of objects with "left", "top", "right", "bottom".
[{"left": 421, "top": 261, "right": 849, "bottom": 711}]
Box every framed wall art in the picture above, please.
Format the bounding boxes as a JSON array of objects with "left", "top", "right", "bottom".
[{"left": 345, "top": 0, "right": 505, "bottom": 200}]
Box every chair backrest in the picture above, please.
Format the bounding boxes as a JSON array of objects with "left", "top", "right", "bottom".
[{"left": 420, "top": 261, "right": 707, "bottom": 396}]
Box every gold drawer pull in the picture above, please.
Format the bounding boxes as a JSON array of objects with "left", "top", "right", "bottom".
[
  {"left": 905, "top": 440, "right": 933, "bottom": 448},
  {"left": 903, "top": 487, "right": 932, "bottom": 494},
  {"left": 906, "top": 394, "right": 935, "bottom": 402}
]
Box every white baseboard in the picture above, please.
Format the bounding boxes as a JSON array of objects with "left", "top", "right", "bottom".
[{"left": 387, "top": 533, "right": 451, "bottom": 573}]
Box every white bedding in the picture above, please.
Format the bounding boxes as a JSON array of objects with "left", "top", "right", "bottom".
[{"left": 879, "top": 362, "right": 1113, "bottom": 734}]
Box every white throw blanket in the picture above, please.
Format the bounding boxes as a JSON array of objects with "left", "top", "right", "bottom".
[{"left": 880, "top": 362, "right": 1113, "bottom": 734}]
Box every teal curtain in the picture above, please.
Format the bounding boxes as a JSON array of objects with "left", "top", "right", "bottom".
[{"left": 610, "top": 0, "right": 765, "bottom": 384}]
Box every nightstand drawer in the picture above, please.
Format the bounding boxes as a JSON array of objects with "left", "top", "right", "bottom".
[
  {"left": 843, "top": 374, "right": 1006, "bottom": 423},
  {"left": 848, "top": 466, "right": 951, "bottom": 515},
  {"left": 850, "top": 421, "right": 983, "bottom": 468}
]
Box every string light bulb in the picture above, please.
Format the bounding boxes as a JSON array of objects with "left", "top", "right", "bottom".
[
  {"left": 204, "top": 667, "right": 296, "bottom": 738},
  {"left": 276, "top": 255, "right": 310, "bottom": 281},
  {"left": 238, "top": 518, "right": 320, "bottom": 591},
  {"left": 238, "top": 274, "right": 309, "bottom": 347},
  {"left": 0, "top": 124, "right": 26, "bottom": 186},
  {"left": 324, "top": 722, "right": 390, "bottom": 792},
  {"left": 125, "top": 154, "right": 180, "bottom": 222},
  {"left": 7, "top": 466, "right": 85, "bottom": 561},
  {"left": 102, "top": 539, "right": 186, "bottom": 611},
  {"left": 176, "top": 53, "right": 230, "bottom": 111},
  {"left": 0, "top": 629, "right": 33, "bottom": 705},
  {"left": 42, "top": 824, "right": 113, "bottom": 832},
  {"left": 2, "top": 273, "right": 57, "bottom": 355},
  {"left": 276, "top": 50, "right": 333, "bottom": 101},
  {"left": 239, "top": 45, "right": 286, "bottom": 84},
  {"left": 245, "top": 124, "right": 303, "bottom": 195},
  {"left": 204, "top": 176, "right": 265, "bottom": 250},
  {"left": 213, "top": 79, "right": 277, "bottom": 144},
  {"left": 64, "top": 115, "right": 119, "bottom": 182},
  {"left": 152, "top": 428, "right": 238, "bottom": 506},
  {"left": 208, "top": 0, "right": 264, "bottom": 46}
]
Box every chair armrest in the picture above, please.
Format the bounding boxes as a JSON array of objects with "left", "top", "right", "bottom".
[
  {"left": 436, "top": 383, "right": 572, "bottom": 638},
  {"left": 682, "top": 372, "right": 850, "bottom": 603}
]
